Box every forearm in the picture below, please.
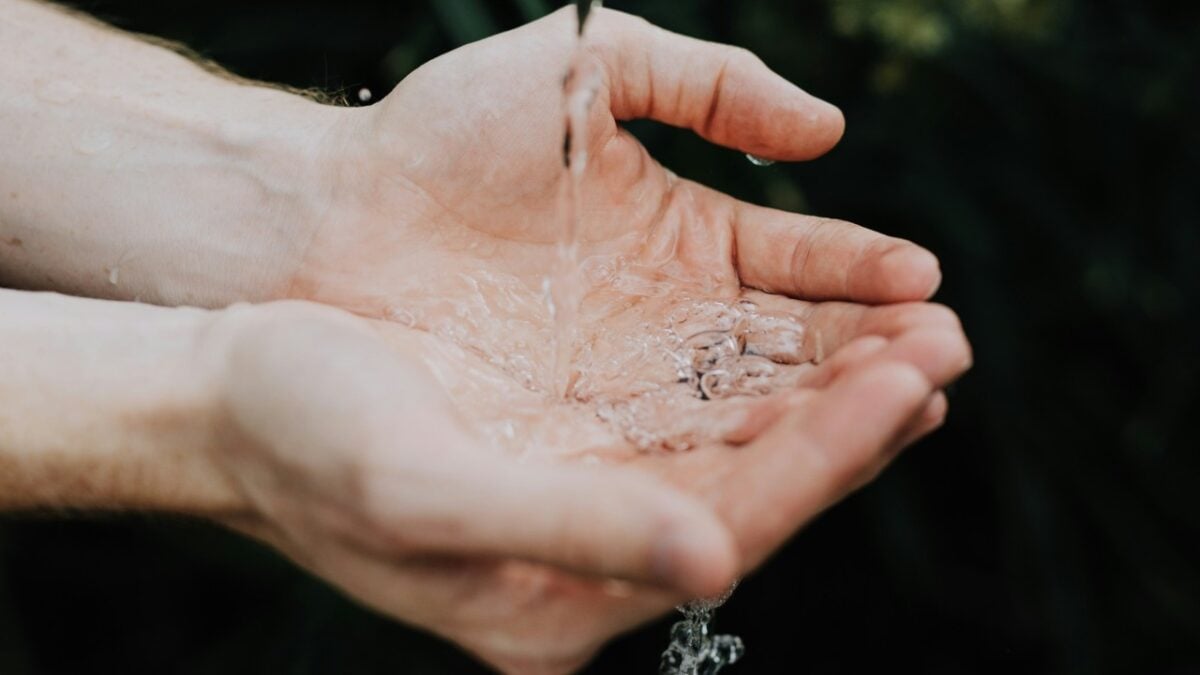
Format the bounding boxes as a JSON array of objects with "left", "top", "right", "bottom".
[
  {"left": 0, "top": 288, "right": 243, "bottom": 514},
  {"left": 0, "top": 0, "right": 340, "bottom": 306}
]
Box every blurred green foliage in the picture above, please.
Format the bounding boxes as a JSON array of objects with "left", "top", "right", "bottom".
[{"left": 1, "top": 0, "right": 1197, "bottom": 673}]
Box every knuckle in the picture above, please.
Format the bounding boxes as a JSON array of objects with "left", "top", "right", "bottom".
[{"left": 724, "top": 45, "right": 762, "bottom": 68}]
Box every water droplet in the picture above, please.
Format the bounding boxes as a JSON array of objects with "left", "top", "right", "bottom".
[
  {"left": 107, "top": 266, "right": 119, "bottom": 286},
  {"left": 745, "top": 153, "right": 775, "bottom": 167},
  {"left": 683, "top": 331, "right": 743, "bottom": 373},
  {"left": 711, "top": 635, "right": 746, "bottom": 665},
  {"left": 685, "top": 581, "right": 738, "bottom": 614},
  {"left": 74, "top": 128, "right": 113, "bottom": 155},
  {"left": 357, "top": 87, "right": 372, "bottom": 103},
  {"left": 730, "top": 355, "right": 777, "bottom": 396},
  {"left": 743, "top": 313, "right": 807, "bottom": 364},
  {"left": 661, "top": 581, "right": 744, "bottom": 674},
  {"left": 699, "top": 367, "right": 734, "bottom": 400}
]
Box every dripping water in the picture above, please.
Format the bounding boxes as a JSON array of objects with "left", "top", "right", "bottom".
[
  {"left": 549, "top": 4, "right": 754, "bottom": 668},
  {"left": 660, "top": 584, "right": 745, "bottom": 674},
  {"left": 550, "top": 0, "right": 603, "bottom": 397}
]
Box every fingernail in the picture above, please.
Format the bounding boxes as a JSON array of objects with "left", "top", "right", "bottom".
[{"left": 881, "top": 246, "right": 941, "bottom": 299}]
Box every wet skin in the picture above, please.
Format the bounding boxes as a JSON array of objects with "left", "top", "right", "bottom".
[{"left": 223, "top": 8, "right": 974, "bottom": 673}]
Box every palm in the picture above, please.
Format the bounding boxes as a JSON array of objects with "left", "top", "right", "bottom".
[
  {"left": 296, "top": 14, "right": 743, "bottom": 394},
  {"left": 248, "top": 299, "right": 960, "bottom": 672},
  {"left": 273, "top": 7, "right": 969, "bottom": 673},
  {"left": 357, "top": 298, "right": 964, "bottom": 672}
]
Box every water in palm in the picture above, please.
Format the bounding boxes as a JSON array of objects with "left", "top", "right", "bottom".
[{"left": 552, "top": 2, "right": 793, "bottom": 672}]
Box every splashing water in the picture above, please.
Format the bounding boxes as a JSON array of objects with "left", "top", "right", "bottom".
[
  {"left": 582, "top": 296, "right": 817, "bottom": 452},
  {"left": 660, "top": 584, "right": 745, "bottom": 674}
]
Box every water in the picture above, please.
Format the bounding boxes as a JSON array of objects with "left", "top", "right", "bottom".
[
  {"left": 551, "top": 1, "right": 603, "bottom": 397},
  {"left": 745, "top": 154, "right": 775, "bottom": 166},
  {"left": 660, "top": 584, "right": 745, "bottom": 674},
  {"left": 546, "top": 3, "right": 800, "bottom": 670},
  {"left": 581, "top": 296, "right": 815, "bottom": 451}
]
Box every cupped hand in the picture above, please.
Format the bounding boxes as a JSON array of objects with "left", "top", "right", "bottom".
[
  {"left": 235, "top": 7, "right": 974, "bottom": 673},
  {"left": 205, "top": 298, "right": 967, "bottom": 675},
  {"left": 290, "top": 7, "right": 942, "bottom": 372}
]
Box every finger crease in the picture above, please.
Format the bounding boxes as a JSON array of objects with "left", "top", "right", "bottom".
[
  {"left": 788, "top": 226, "right": 818, "bottom": 294},
  {"left": 701, "top": 56, "right": 731, "bottom": 138}
]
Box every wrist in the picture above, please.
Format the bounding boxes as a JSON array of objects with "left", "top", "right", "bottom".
[
  {"left": 196, "top": 89, "right": 348, "bottom": 303},
  {"left": 0, "top": 291, "right": 248, "bottom": 518},
  {"left": 269, "top": 101, "right": 431, "bottom": 313},
  {"left": 141, "top": 86, "right": 350, "bottom": 307}
]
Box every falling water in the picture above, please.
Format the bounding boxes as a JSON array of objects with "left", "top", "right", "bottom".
[
  {"left": 550, "top": 0, "right": 603, "bottom": 398},
  {"left": 545, "top": 3, "right": 802, "bottom": 670},
  {"left": 660, "top": 584, "right": 745, "bottom": 675}
]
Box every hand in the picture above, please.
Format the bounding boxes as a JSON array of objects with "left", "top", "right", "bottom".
[
  {"left": 292, "top": 7, "right": 942, "bottom": 332},
  {"left": 204, "top": 300, "right": 967, "bottom": 675},
  {"left": 0, "top": 6, "right": 971, "bottom": 673},
  {"left": 244, "top": 7, "right": 973, "bottom": 671}
]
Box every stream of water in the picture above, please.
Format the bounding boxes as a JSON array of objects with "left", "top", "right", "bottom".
[{"left": 555, "top": 3, "right": 774, "bottom": 672}]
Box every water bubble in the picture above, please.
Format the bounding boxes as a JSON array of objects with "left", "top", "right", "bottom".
[
  {"left": 730, "top": 355, "right": 777, "bottom": 396},
  {"left": 743, "top": 313, "right": 807, "bottom": 364},
  {"left": 675, "top": 363, "right": 701, "bottom": 391},
  {"left": 745, "top": 153, "right": 775, "bottom": 167},
  {"left": 683, "top": 331, "right": 743, "bottom": 373},
  {"left": 357, "top": 87, "right": 372, "bottom": 103}
]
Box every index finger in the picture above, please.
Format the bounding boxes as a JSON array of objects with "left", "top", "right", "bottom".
[
  {"left": 592, "top": 9, "right": 844, "bottom": 161},
  {"left": 732, "top": 199, "right": 943, "bottom": 302}
]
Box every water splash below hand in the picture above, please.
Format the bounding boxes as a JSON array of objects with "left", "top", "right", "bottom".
[{"left": 660, "top": 588, "right": 745, "bottom": 675}]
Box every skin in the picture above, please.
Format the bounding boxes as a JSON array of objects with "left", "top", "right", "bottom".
[{"left": 0, "top": 3, "right": 971, "bottom": 673}]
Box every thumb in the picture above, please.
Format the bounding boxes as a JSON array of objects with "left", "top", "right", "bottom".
[
  {"left": 595, "top": 9, "right": 844, "bottom": 160},
  {"left": 377, "top": 452, "right": 739, "bottom": 599}
]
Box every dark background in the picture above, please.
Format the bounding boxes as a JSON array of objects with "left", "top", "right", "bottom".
[{"left": 2, "top": 0, "right": 1198, "bottom": 673}]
